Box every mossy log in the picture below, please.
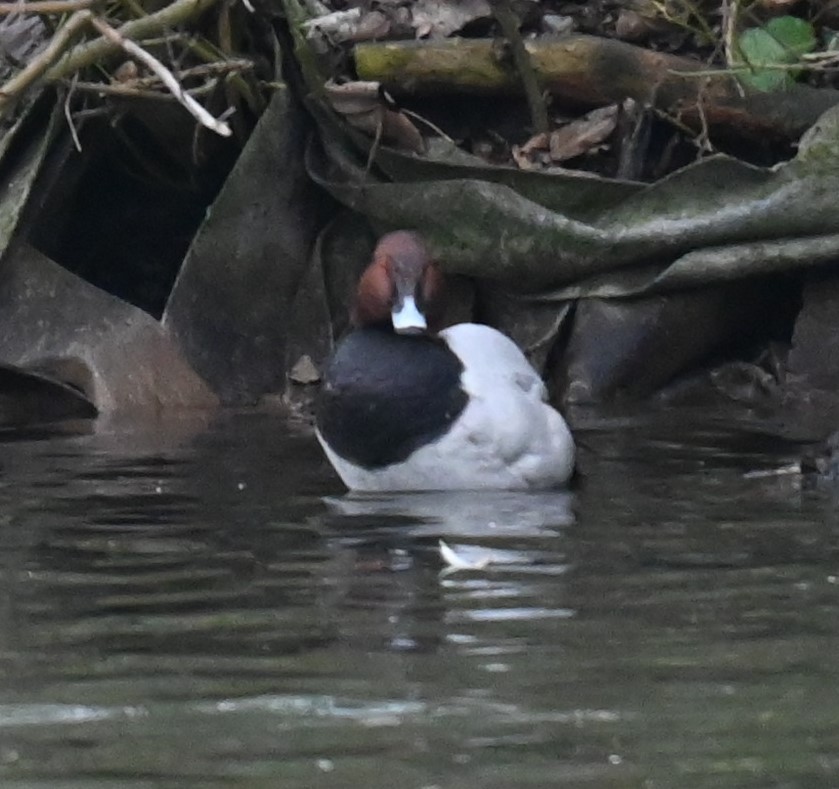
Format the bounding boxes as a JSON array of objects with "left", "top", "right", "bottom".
[{"left": 355, "top": 36, "right": 839, "bottom": 141}]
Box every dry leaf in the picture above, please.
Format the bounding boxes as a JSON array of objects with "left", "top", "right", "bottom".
[
  {"left": 350, "top": 11, "right": 391, "bottom": 42},
  {"left": 303, "top": 8, "right": 363, "bottom": 44},
  {"left": 511, "top": 145, "right": 531, "bottom": 170},
  {"left": 615, "top": 9, "right": 653, "bottom": 42},
  {"left": 411, "top": 0, "right": 491, "bottom": 39},
  {"left": 511, "top": 132, "right": 549, "bottom": 170},
  {"left": 519, "top": 132, "right": 550, "bottom": 155},
  {"left": 549, "top": 105, "right": 619, "bottom": 162},
  {"left": 113, "top": 60, "right": 139, "bottom": 83},
  {"left": 324, "top": 80, "right": 425, "bottom": 153},
  {"left": 324, "top": 80, "right": 380, "bottom": 115},
  {"left": 542, "top": 14, "right": 575, "bottom": 36},
  {"left": 743, "top": 462, "right": 801, "bottom": 479},
  {"left": 439, "top": 539, "right": 493, "bottom": 572}
]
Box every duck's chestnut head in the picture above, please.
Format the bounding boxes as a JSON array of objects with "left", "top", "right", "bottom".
[{"left": 352, "top": 231, "right": 445, "bottom": 334}]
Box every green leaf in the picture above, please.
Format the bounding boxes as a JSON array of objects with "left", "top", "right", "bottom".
[
  {"left": 765, "top": 15, "right": 817, "bottom": 58},
  {"left": 737, "top": 15, "right": 816, "bottom": 92},
  {"left": 738, "top": 28, "right": 790, "bottom": 91}
]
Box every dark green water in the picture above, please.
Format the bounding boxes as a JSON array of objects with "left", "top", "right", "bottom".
[{"left": 0, "top": 409, "right": 838, "bottom": 788}]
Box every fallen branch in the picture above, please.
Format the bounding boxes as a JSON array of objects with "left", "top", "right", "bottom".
[
  {"left": 68, "top": 78, "right": 219, "bottom": 99},
  {"left": 64, "top": 73, "right": 82, "bottom": 150},
  {"left": 355, "top": 35, "right": 839, "bottom": 141},
  {"left": 44, "top": 0, "right": 220, "bottom": 81},
  {"left": 0, "top": 0, "right": 223, "bottom": 121},
  {"left": 68, "top": 59, "right": 252, "bottom": 94},
  {"left": 0, "top": 0, "right": 93, "bottom": 13},
  {"left": 143, "top": 58, "right": 254, "bottom": 84},
  {"left": 89, "top": 15, "right": 231, "bottom": 136}
]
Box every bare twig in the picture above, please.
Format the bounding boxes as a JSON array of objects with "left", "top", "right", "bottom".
[
  {"left": 128, "top": 34, "right": 183, "bottom": 47},
  {"left": 0, "top": 0, "right": 223, "bottom": 120},
  {"left": 0, "top": 0, "right": 93, "bottom": 14},
  {"left": 119, "top": 0, "right": 145, "bottom": 17},
  {"left": 488, "top": 0, "right": 548, "bottom": 135},
  {"left": 68, "top": 78, "right": 220, "bottom": 98},
  {"left": 44, "top": 0, "right": 220, "bottom": 80},
  {"left": 669, "top": 62, "right": 811, "bottom": 78},
  {"left": 722, "top": 0, "right": 739, "bottom": 67},
  {"left": 694, "top": 80, "right": 714, "bottom": 153},
  {"left": 649, "top": 0, "right": 716, "bottom": 45},
  {"left": 88, "top": 15, "right": 231, "bottom": 136},
  {"left": 401, "top": 107, "right": 454, "bottom": 143},
  {"left": 0, "top": 9, "right": 90, "bottom": 116},
  {"left": 87, "top": 58, "right": 251, "bottom": 91},
  {"left": 64, "top": 72, "right": 82, "bottom": 151},
  {"left": 363, "top": 110, "right": 383, "bottom": 181}
]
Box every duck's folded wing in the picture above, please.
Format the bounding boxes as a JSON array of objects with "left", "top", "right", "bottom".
[{"left": 440, "top": 324, "right": 574, "bottom": 485}]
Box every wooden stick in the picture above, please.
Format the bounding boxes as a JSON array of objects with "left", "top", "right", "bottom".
[
  {"left": 126, "top": 57, "right": 253, "bottom": 87},
  {"left": 0, "top": 0, "right": 93, "bottom": 14},
  {"left": 0, "top": 0, "right": 222, "bottom": 119},
  {"left": 88, "top": 15, "right": 231, "bottom": 136},
  {"left": 44, "top": 0, "right": 220, "bottom": 81},
  {"left": 67, "top": 77, "right": 219, "bottom": 98}
]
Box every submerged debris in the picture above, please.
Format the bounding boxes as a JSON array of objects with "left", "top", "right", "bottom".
[{"left": 439, "top": 539, "right": 494, "bottom": 573}]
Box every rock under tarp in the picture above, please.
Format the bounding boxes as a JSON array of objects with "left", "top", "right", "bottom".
[
  {"left": 0, "top": 241, "right": 217, "bottom": 413},
  {"left": 787, "top": 272, "right": 839, "bottom": 392},
  {"left": 0, "top": 361, "right": 96, "bottom": 426},
  {"left": 552, "top": 283, "right": 793, "bottom": 403}
]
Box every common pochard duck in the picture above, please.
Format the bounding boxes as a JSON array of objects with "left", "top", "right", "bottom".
[{"left": 315, "top": 231, "right": 575, "bottom": 491}]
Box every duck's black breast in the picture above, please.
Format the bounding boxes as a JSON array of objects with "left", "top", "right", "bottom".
[{"left": 316, "top": 328, "right": 469, "bottom": 469}]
